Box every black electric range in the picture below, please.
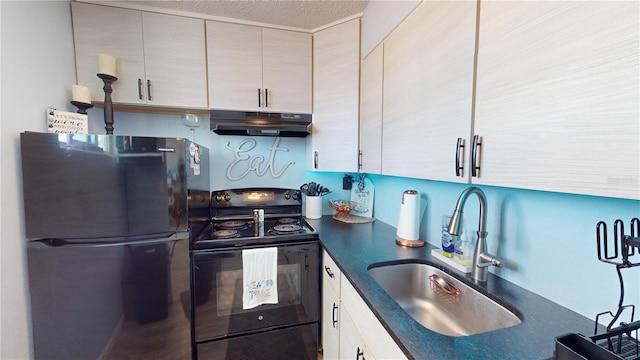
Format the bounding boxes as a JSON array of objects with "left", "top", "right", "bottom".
[{"left": 189, "top": 188, "right": 321, "bottom": 360}]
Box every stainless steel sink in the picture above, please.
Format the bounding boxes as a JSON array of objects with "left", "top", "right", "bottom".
[{"left": 368, "top": 262, "right": 522, "bottom": 336}]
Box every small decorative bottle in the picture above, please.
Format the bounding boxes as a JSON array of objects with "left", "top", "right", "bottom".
[{"left": 455, "top": 229, "right": 474, "bottom": 266}]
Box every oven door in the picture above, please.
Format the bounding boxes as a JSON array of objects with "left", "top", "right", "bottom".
[{"left": 192, "top": 241, "right": 319, "bottom": 342}]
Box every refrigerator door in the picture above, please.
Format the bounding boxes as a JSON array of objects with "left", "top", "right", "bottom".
[
  {"left": 20, "top": 133, "right": 208, "bottom": 240},
  {"left": 27, "top": 235, "right": 192, "bottom": 359}
]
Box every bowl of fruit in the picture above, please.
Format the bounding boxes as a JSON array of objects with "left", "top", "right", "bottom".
[{"left": 329, "top": 200, "right": 359, "bottom": 218}]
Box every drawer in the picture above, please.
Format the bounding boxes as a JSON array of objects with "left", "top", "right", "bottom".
[{"left": 322, "top": 250, "right": 341, "bottom": 296}]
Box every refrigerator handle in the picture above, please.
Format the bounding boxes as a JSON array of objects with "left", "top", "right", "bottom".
[{"left": 30, "top": 231, "right": 189, "bottom": 248}]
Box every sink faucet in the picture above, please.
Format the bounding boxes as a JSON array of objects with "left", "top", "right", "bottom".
[{"left": 447, "top": 187, "right": 501, "bottom": 282}]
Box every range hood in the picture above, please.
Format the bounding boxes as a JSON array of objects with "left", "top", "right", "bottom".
[{"left": 210, "top": 110, "right": 312, "bottom": 137}]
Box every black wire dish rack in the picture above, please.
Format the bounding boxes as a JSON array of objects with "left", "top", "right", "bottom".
[{"left": 556, "top": 217, "right": 640, "bottom": 360}]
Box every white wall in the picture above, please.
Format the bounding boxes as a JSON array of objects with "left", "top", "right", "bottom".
[{"left": 1, "top": 1, "right": 77, "bottom": 358}]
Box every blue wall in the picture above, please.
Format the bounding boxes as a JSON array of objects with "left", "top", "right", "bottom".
[
  {"left": 314, "top": 172, "right": 640, "bottom": 326},
  {"left": 86, "top": 110, "right": 308, "bottom": 190},
  {"left": 104, "top": 110, "right": 639, "bottom": 324}
]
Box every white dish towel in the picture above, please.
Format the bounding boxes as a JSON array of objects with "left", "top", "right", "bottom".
[{"left": 242, "top": 247, "right": 278, "bottom": 310}]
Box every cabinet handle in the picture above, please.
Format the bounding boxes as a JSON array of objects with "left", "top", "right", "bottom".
[
  {"left": 147, "top": 80, "right": 152, "bottom": 101},
  {"left": 314, "top": 151, "right": 319, "bottom": 169},
  {"left": 332, "top": 302, "right": 338, "bottom": 328},
  {"left": 324, "top": 266, "right": 334, "bottom": 278},
  {"left": 265, "top": 88, "right": 268, "bottom": 108},
  {"left": 471, "top": 135, "right": 482, "bottom": 177},
  {"left": 138, "top": 79, "right": 143, "bottom": 100},
  {"left": 258, "top": 88, "right": 261, "bottom": 107},
  {"left": 455, "top": 137, "right": 465, "bottom": 177},
  {"left": 356, "top": 347, "right": 365, "bottom": 360}
]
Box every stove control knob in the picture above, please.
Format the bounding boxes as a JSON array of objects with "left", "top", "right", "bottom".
[
  {"left": 292, "top": 191, "right": 300, "bottom": 200},
  {"left": 224, "top": 193, "right": 231, "bottom": 202},
  {"left": 284, "top": 191, "right": 291, "bottom": 200},
  {"left": 214, "top": 194, "right": 223, "bottom": 202}
]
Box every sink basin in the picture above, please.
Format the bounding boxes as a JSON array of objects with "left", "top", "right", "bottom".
[{"left": 368, "top": 262, "right": 522, "bottom": 336}]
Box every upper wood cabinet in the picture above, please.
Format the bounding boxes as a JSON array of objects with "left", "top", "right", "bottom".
[
  {"left": 382, "top": 1, "right": 477, "bottom": 182},
  {"left": 206, "top": 21, "right": 312, "bottom": 113},
  {"left": 472, "top": 1, "right": 640, "bottom": 199},
  {"left": 72, "top": 3, "right": 207, "bottom": 109},
  {"left": 359, "top": 44, "right": 384, "bottom": 174},
  {"left": 310, "top": 19, "right": 360, "bottom": 172}
]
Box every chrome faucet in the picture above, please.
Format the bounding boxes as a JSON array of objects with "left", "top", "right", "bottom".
[{"left": 447, "top": 187, "right": 501, "bottom": 282}]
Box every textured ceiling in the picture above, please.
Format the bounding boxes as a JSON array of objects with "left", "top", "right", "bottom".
[{"left": 122, "top": 0, "right": 369, "bottom": 30}]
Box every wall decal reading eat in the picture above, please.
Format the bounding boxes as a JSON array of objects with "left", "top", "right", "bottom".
[{"left": 225, "top": 137, "right": 295, "bottom": 180}]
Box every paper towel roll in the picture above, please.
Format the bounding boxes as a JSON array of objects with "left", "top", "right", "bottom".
[{"left": 396, "top": 190, "right": 420, "bottom": 241}]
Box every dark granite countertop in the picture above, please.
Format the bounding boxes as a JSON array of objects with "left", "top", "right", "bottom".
[{"left": 308, "top": 216, "right": 597, "bottom": 360}]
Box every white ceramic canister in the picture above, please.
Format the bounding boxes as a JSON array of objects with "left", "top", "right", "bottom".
[
  {"left": 396, "top": 190, "right": 420, "bottom": 241},
  {"left": 304, "top": 195, "right": 323, "bottom": 219}
]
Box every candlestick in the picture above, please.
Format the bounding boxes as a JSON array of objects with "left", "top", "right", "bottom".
[
  {"left": 97, "top": 73, "right": 117, "bottom": 134},
  {"left": 70, "top": 101, "right": 93, "bottom": 115}
]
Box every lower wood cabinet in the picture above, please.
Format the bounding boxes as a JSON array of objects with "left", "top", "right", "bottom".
[
  {"left": 322, "top": 251, "right": 341, "bottom": 359},
  {"left": 321, "top": 250, "right": 406, "bottom": 360}
]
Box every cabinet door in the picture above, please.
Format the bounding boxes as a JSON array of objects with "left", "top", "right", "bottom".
[
  {"left": 322, "top": 280, "right": 340, "bottom": 360},
  {"left": 359, "top": 44, "right": 384, "bottom": 174},
  {"left": 473, "top": 1, "right": 640, "bottom": 199},
  {"left": 311, "top": 19, "right": 360, "bottom": 172},
  {"left": 72, "top": 3, "right": 145, "bottom": 105},
  {"left": 382, "top": 1, "right": 477, "bottom": 182},
  {"left": 338, "top": 308, "right": 368, "bottom": 360},
  {"left": 322, "top": 251, "right": 341, "bottom": 359},
  {"left": 207, "top": 21, "right": 263, "bottom": 111},
  {"left": 340, "top": 276, "right": 407, "bottom": 360},
  {"left": 262, "top": 29, "right": 312, "bottom": 113},
  {"left": 142, "top": 13, "right": 207, "bottom": 108}
]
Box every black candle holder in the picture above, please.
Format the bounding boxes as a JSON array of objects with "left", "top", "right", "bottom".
[
  {"left": 97, "top": 73, "right": 117, "bottom": 134},
  {"left": 70, "top": 101, "right": 93, "bottom": 115}
]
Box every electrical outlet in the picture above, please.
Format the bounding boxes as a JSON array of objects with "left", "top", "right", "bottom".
[{"left": 343, "top": 175, "right": 352, "bottom": 190}]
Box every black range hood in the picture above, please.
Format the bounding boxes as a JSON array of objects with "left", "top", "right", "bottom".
[{"left": 210, "top": 110, "right": 312, "bottom": 137}]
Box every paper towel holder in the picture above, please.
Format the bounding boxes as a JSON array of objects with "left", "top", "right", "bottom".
[
  {"left": 395, "top": 189, "right": 425, "bottom": 248},
  {"left": 396, "top": 237, "right": 425, "bottom": 247}
]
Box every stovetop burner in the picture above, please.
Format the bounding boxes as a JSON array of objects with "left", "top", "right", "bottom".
[
  {"left": 211, "top": 229, "right": 240, "bottom": 239},
  {"left": 272, "top": 224, "right": 302, "bottom": 233},
  {"left": 190, "top": 188, "right": 319, "bottom": 249},
  {"left": 193, "top": 217, "right": 317, "bottom": 249},
  {"left": 218, "top": 220, "right": 249, "bottom": 229},
  {"left": 278, "top": 218, "right": 297, "bottom": 224}
]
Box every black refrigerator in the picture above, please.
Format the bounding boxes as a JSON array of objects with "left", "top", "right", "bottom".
[{"left": 20, "top": 132, "right": 210, "bottom": 360}]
